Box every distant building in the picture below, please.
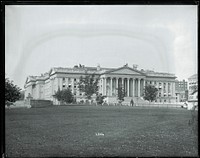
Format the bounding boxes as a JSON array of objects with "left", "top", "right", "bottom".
[
  {"left": 187, "top": 74, "right": 198, "bottom": 110},
  {"left": 188, "top": 74, "right": 198, "bottom": 93},
  {"left": 24, "top": 64, "right": 177, "bottom": 104},
  {"left": 175, "top": 79, "right": 188, "bottom": 102}
]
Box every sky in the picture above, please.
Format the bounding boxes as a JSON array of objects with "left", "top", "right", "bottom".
[{"left": 5, "top": 5, "right": 197, "bottom": 89}]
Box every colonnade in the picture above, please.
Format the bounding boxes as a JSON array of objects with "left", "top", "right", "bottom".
[{"left": 101, "top": 77, "right": 146, "bottom": 97}]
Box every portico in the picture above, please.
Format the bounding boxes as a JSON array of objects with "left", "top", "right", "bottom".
[
  {"left": 102, "top": 77, "right": 146, "bottom": 97},
  {"left": 100, "top": 66, "right": 147, "bottom": 100}
]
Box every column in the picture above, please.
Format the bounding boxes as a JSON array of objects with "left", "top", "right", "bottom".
[
  {"left": 72, "top": 78, "right": 74, "bottom": 93},
  {"left": 123, "top": 78, "right": 125, "bottom": 89},
  {"left": 143, "top": 79, "right": 146, "bottom": 88},
  {"left": 104, "top": 78, "right": 107, "bottom": 96},
  {"left": 102, "top": 78, "right": 105, "bottom": 95},
  {"left": 110, "top": 78, "right": 113, "bottom": 96},
  {"left": 166, "top": 82, "right": 168, "bottom": 97},
  {"left": 133, "top": 78, "right": 135, "bottom": 97},
  {"left": 127, "top": 78, "right": 130, "bottom": 97},
  {"left": 101, "top": 78, "right": 104, "bottom": 95},
  {"left": 116, "top": 78, "right": 118, "bottom": 96},
  {"left": 138, "top": 78, "right": 140, "bottom": 97}
]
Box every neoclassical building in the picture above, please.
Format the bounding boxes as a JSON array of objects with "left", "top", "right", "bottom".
[{"left": 24, "top": 64, "right": 177, "bottom": 104}]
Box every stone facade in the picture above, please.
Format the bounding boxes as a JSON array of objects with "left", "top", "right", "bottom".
[{"left": 24, "top": 64, "right": 177, "bottom": 104}]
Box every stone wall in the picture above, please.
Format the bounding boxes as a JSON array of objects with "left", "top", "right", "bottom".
[{"left": 30, "top": 99, "right": 53, "bottom": 108}]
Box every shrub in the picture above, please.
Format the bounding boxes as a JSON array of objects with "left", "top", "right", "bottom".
[
  {"left": 54, "top": 88, "right": 74, "bottom": 104},
  {"left": 96, "top": 93, "right": 106, "bottom": 105}
]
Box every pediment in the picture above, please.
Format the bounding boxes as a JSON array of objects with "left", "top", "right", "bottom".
[{"left": 105, "top": 67, "right": 143, "bottom": 75}]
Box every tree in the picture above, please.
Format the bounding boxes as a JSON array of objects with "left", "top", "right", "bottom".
[
  {"left": 54, "top": 88, "right": 74, "bottom": 104},
  {"left": 5, "top": 78, "right": 21, "bottom": 103},
  {"left": 190, "top": 85, "right": 198, "bottom": 95},
  {"left": 96, "top": 93, "right": 106, "bottom": 105},
  {"left": 143, "top": 85, "right": 158, "bottom": 102},
  {"left": 117, "top": 85, "right": 125, "bottom": 103},
  {"left": 78, "top": 74, "right": 100, "bottom": 100},
  {"left": 19, "top": 90, "right": 25, "bottom": 100}
]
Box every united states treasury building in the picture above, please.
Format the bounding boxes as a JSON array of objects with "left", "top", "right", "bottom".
[{"left": 24, "top": 64, "right": 177, "bottom": 104}]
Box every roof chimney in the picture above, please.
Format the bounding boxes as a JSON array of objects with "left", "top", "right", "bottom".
[
  {"left": 133, "top": 64, "right": 138, "bottom": 69},
  {"left": 97, "top": 64, "right": 101, "bottom": 71}
]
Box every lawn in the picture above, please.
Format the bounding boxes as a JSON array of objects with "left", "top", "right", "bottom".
[{"left": 5, "top": 105, "right": 198, "bottom": 157}]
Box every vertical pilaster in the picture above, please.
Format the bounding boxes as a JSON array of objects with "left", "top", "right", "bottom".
[
  {"left": 161, "top": 82, "right": 164, "bottom": 97},
  {"left": 105, "top": 77, "right": 107, "bottom": 96},
  {"left": 116, "top": 78, "right": 118, "bottom": 96},
  {"left": 110, "top": 78, "right": 113, "bottom": 96},
  {"left": 173, "top": 82, "right": 175, "bottom": 98},
  {"left": 166, "top": 82, "right": 168, "bottom": 98},
  {"left": 102, "top": 78, "right": 104, "bottom": 95}
]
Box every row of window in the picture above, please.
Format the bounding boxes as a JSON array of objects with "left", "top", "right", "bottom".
[
  {"left": 155, "top": 99, "right": 169, "bottom": 103},
  {"left": 158, "top": 93, "right": 171, "bottom": 97},
  {"left": 63, "top": 78, "right": 77, "bottom": 82},
  {"left": 62, "top": 85, "right": 78, "bottom": 88},
  {"left": 189, "top": 82, "right": 197, "bottom": 85},
  {"left": 147, "top": 81, "right": 171, "bottom": 87}
]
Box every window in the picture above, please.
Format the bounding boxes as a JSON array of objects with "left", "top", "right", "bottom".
[
  {"left": 150, "top": 81, "right": 152, "bottom": 84},
  {"left": 74, "top": 78, "right": 76, "bottom": 81},
  {"left": 68, "top": 85, "right": 71, "bottom": 88},
  {"left": 63, "top": 78, "right": 65, "bottom": 81},
  {"left": 74, "top": 85, "right": 76, "bottom": 88}
]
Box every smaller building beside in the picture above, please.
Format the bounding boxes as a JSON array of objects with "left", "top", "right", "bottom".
[
  {"left": 187, "top": 74, "right": 198, "bottom": 110},
  {"left": 175, "top": 79, "right": 188, "bottom": 102}
]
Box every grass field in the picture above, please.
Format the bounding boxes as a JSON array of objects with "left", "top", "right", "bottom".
[{"left": 5, "top": 105, "right": 198, "bottom": 157}]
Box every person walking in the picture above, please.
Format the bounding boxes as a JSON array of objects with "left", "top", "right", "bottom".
[{"left": 130, "top": 99, "right": 134, "bottom": 106}]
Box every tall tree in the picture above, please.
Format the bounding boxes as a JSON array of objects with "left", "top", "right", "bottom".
[
  {"left": 117, "top": 85, "right": 125, "bottom": 103},
  {"left": 78, "top": 74, "right": 100, "bottom": 99},
  {"left": 143, "top": 85, "right": 158, "bottom": 102},
  {"left": 54, "top": 88, "right": 74, "bottom": 104},
  {"left": 5, "top": 78, "right": 21, "bottom": 103}
]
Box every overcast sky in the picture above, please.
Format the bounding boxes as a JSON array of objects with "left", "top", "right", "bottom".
[{"left": 5, "top": 5, "right": 197, "bottom": 89}]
